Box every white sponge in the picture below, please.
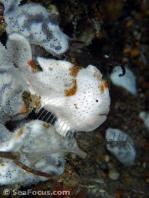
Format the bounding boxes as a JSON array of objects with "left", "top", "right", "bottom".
[
  {"left": 2, "top": 0, "right": 69, "bottom": 55},
  {"left": 0, "top": 120, "right": 86, "bottom": 185},
  {"left": 105, "top": 128, "right": 136, "bottom": 165},
  {"left": 139, "top": 111, "right": 149, "bottom": 130},
  {"left": 110, "top": 66, "right": 137, "bottom": 95},
  {"left": 0, "top": 42, "right": 29, "bottom": 124}
]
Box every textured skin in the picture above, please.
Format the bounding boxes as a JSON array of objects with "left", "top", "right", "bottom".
[{"left": 7, "top": 33, "right": 111, "bottom": 136}]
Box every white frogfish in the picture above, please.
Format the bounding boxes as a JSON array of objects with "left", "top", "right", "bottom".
[{"left": 7, "top": 33, "right": 111, "bottom": 136}]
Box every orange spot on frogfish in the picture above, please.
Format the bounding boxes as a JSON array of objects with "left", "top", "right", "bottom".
[
  {"left": 69, "top": 65, "right": 82, "bottom": 77},
  {"left": 28, "top": 60, "right": 36, "bottom": 69},
  {"left": 64, "top": 79, "right": 77, "bottom": 96},
  {"left": 100, "top": 80, "right": 108, "bottom": 92}
]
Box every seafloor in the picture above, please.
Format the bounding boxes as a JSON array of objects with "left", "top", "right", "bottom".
[{"left": 0, "top": 0, "right": 149, "bottom": 197}]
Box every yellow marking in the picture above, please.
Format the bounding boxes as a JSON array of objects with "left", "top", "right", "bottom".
[
  {"left": 93, "top": 70, "right": 102, "bottom": 80},
  {"left": 57, "top": 177, "right": 63, "bottom": 182},
  {"left": 69, "top": 65, "right": 82, "bottom": 77},
  {"left": 19, "top": 104, "right": 27, "bottom": 114},
  {"left": 64, "top": 79, "right": 77, "bottom": 96},
  {"left": 15, "top": 128, "right": 23, "bottom": 139},
  {"left": 43, "top": 123, "right": 50, "bottom": 128},
  {"left": 99, "top": 80, "right": 108, "bottom": 92}
]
